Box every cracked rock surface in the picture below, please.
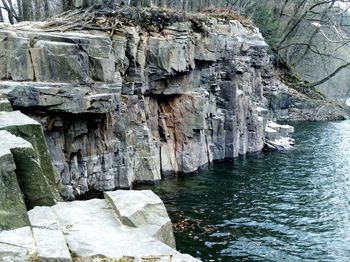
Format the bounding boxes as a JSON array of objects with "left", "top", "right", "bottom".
[
  {"left": 1, "top": 190, "right": 199, "bottom": 262},
  {"left": 0, "top": 11, "right": 295, "bottom": 198}
]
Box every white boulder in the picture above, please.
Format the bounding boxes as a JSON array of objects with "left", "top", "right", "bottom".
[{"left": 105, "top": 190, "right": 176, "bottom": 249}]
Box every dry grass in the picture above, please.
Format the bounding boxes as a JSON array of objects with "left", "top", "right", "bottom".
[
  {"left": 201, "top": 7, "right": 253, "bottom": 27},
  {"left": 36, "top": 5, "right": 254, "bottom": 35}
]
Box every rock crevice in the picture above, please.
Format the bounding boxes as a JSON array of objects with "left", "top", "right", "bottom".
[{"left": 0, "top": 11, "right": 291, "bottom": 198}]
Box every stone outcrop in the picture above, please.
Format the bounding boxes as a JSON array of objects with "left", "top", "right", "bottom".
[
  {"left": 0, "top": 130, "right": 31, "bottom": 230},
  {"left": 0, "top": 190, "right": 199, "bottom": 262},
  {"left": 0, "top": 109, "right": 60, "bottom": 231},
  {"left": 0, "top": 10, "right": 289, "bottom": 198},
  {"left": 0, "top": 111, "right": 60, "bottom": 206}
]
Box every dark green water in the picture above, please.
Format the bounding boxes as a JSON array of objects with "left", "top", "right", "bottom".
[{"left": 141, "top": 121, "right": 350, "bottom": 261}]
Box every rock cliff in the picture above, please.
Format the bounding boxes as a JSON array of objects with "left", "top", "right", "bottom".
[{"left": 0, "top": 7, "right": 303, "bottom": 198}]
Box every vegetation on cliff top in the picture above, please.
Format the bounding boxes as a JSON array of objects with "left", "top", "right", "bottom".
[
  {"left": 2, "top": 0, "right": 350, "bottom": 103},
  {"left": 34, "top": 5, "right": 254, "bottom": 36}
]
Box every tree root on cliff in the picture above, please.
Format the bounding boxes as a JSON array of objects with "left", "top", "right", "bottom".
[
  {"left": 36, "top": 5, "right": 191, "bottom": 34},
  {"left": 33, "top": 5, "right": 253, "bottom": 35}
]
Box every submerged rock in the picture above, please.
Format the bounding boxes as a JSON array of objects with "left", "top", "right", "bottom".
[{"left": 265, "top": 121, "right": 295, "bottom": 150}]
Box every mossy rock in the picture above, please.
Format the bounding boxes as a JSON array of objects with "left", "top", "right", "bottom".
[
  {"left": 0, "top": 133, "right": 31, "bottom": 230},
  {"left": 0, "top": 111, "right": 61, "bottom": 208},
  {"left": 0, "top": 100, "right": 12, "bottom": 112}
]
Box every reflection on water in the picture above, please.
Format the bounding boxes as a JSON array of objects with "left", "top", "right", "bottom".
[{"left": 139, "top": 121, "right": 350, "bottom": 261}]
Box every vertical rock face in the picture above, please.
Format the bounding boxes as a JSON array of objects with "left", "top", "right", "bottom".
[
  {"left": 0, "top": 131, "right": 31, "bottom": 230},
  {"left": 0, "top": 111, "right": 60, "bottom": 206},
  {"left": 0, "top": 109, "right": 61, "bottom": 231},
  {"left": 0, "top": 13, "right": 280, "bottom": 198}
]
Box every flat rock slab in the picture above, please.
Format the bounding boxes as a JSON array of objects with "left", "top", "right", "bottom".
[
  {"left": 104, "top": 190, "right": 170, "bottom": 227},
  {"left": 28, "top": 206, "right": 60, "bottom": 230},
  {"left": 0, "top": 227, "right": 36, "bottom": 261},
  {"left": 7, "top": 83, "right": 87, "bottom": 113},
  {"left": 1, "top": 81, "right": 118, "bottom": 114},
  {"left": 32, "top": 228, "right": 72, "bottom": 262},
  {"left": 266, "top": 121, "right": 295, "bottom": 137},
  {"left": 25, "top": 191, "right": 199, "bottom": 261},
  {"left": 0, "top": 130, "right": 33, "bottom": 152},
  {"left": 51, "top": 199, "right": 178, "bottom": 259},
  {"left": 0, "top": 110, "right": 39, "bottom": 128}
]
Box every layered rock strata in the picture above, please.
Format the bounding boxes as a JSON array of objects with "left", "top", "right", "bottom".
[{"left": 0, "top": 11, "right": 288, "bottom": 198}]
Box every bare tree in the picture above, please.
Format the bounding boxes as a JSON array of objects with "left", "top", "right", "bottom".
[
  {"left": 0, "top": 6, "right": 3, "bottom": 22},
  {"left": 0, "top": 0, "right": 20, "bottom": 24},
  {"left": 21, "top": 0, "right": 33, "bottom": 21}
]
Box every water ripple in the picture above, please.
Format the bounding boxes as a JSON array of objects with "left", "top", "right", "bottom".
[{"left": 141, "top": 121, "right": 350, "bottom": 261}]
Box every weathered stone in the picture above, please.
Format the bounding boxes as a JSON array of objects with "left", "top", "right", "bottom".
[
  {"left": 147, "top": 24, "right": 195, "bottom": 79},
  {"left": 1, "top": 190, "right": 199, "bottom": 261},
  {"left": 105, "top": 190, "right": 176, "bottom": 249},
  {"left": 6, "top": 82, "right": 117, "bottom": 114},
  {"left": 28, "top": 206, "right": 60, "bottom": 230},
  {"left": 266, "top": 121, "right": 294, "bottom": 137},
  {"left": 0, "top": 14, "right": 294, "bottom": 196},
  {"left": 0, "top": 111, "right": 60, "bottom": 206},
  {"left": 0, "top": 32, "right": 34, "bottom": 81},
  {"left": 0, "top": 227, "right": 36, "bottom": 262},
  {"left": 32, "top": 228, "right": 72, "bottom": 262},
  {"left": 31, "top": 40, "right": 89, "bottom": 83},
  {"left": 0, "top": 131, "right": 30, "bottom": 230},
  {"left": 48, "top": 196, "right": 197, "bottom": 260},
  {"left": 0, "top": 100, "right": 12, "bottom": 112},
  {"left": 265, "top": 122, "right": 295, "bottom": 151}
]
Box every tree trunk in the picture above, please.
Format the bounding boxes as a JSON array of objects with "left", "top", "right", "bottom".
[
  {"left": 33, "top": 0, "right": 40, "bottom": 20},
  {"left": 0, "top": 8, "right": 4, "bottom": 22},
  {"left": 309, "top": 62, "right": 350, "bottom": 88},
  {"left": 22, "top": 0, "right": 33, "bottom": 21},
  {"left": 43, "top": 0, "right": 49, "bottom": 18},
  {"left": 62, "top": 0, "right": 73, "bottom": 11},
  {"left": 1, "top": 0, "right": 15, "bottom": 24},
  {"left": 17, "top": 0, "right": 23, "bottom": 21}
]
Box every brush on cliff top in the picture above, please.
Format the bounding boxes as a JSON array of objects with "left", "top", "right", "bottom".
[{"left": 36, "top": 5, "right": 252, "bottom": 35}]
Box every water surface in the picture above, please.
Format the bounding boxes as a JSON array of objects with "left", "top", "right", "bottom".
[{"left": 141, "top": 121, "right": 350, "bottom": 261}]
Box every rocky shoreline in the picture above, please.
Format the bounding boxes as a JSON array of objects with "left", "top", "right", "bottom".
[
  {"left": 0, "top": 6, "right": 348, "bottom": 261},
  {"left": 0, "top": 8, "right": 280, "bottom": 198},
  {"left": 1, "top": 190, "right": 199, "bottom": 262}
]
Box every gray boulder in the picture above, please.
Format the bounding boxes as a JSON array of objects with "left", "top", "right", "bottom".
[{"left": 105, "top": 190, "right": 176, "bottom": 249}]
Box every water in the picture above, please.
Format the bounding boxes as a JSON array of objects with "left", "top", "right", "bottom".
[{"left": 139, "top": 120, "right": 350, "bottom": 261}]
